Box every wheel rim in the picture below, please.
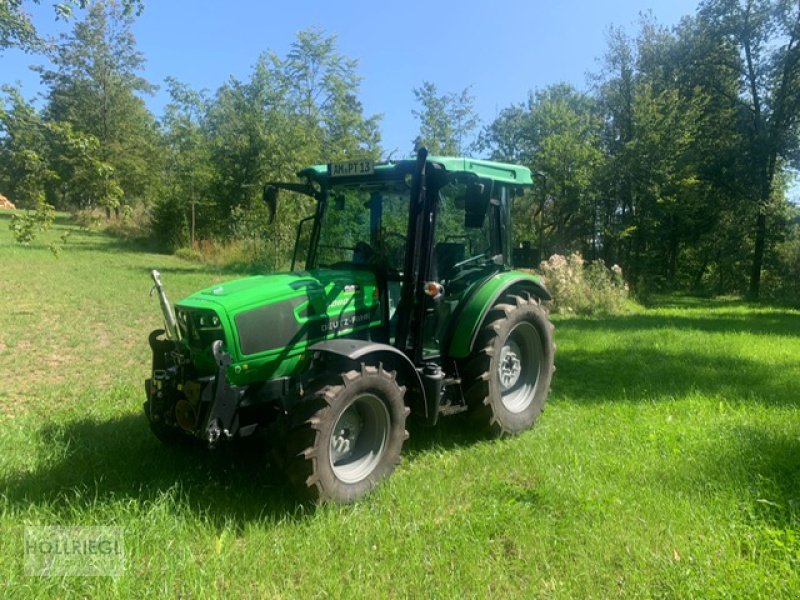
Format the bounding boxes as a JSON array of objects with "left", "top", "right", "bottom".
[
  {"left": 498, "top": 321, "right": 542, "bottom": 414},
  {"left": 329, "top": 393, "right": 390, "bottom": 484}
]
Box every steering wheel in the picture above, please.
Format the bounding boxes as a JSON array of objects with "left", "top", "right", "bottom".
[
  {"left": 353, "top": 241, "right": 376, "bottom": 264},
  {"left": 382, "top": 232, "right": 407, "bottom": 244},
  {"left": 452, "top": 250, "right": 491, "bottom": 270}
]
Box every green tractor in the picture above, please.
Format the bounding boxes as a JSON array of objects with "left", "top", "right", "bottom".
[{"left": 145, "top": 148, "right": 555, "bottom": 503}]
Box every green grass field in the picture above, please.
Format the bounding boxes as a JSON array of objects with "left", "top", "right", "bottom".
[{"left": 1, "top": 212, "right": 799, "bottom": 598}]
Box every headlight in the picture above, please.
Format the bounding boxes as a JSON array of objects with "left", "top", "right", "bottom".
[{"left": 194, "top": 310, "right": 222, "bottom": 331}]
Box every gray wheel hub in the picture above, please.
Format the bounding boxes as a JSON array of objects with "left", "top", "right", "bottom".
[
  {"left": 497, "top": 321, "right": 543, "bottom": 414},
  {"left": 331, "top": 409, "right": 362, "bottom": 460},
  {"left": 329, "top": 393, "right": 390, "bottom": 484},
  {"left": 499, "top": 341, "right": 523, "bottom": 390}
]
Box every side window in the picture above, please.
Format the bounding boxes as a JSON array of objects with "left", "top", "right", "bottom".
[
  {"left": 377, "top": 193, "right": 409, "bottom": 269},
  {"left": 434, "top": 183, "right": 492, "bottom": 278},
  {"left": 292, "top": 215, "right": 314, "bottom": 271},
  {"left": 315, "top": 188, "right": 410, "bottom": 270},
  {"left": 316, "top": 192, "right": 371, "bottom": 267}
]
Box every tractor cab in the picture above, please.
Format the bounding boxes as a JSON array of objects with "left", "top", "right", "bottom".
[{"left": 269, "top": 150, "right": 538, "bottom": 363}]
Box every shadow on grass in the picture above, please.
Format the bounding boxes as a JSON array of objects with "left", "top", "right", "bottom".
[
  {"left": 140, "top": 265, "right": 211, "bottom": 275},
  {"left": 137, "top": 264, "right": 261, "bottom": 278},
  {"left": 559, "top": 309, "right": 800, "bottom": 338},
  {"left": 0, "top": 210, "right": 169, "bottom": 256},
  {"left": 0, "top": 415, "right": 301, "bottom": 526},
  {"left": 556, "top": 345, "right": 797, "bottom": 406},
  {"left": 554, "top": 310, "right": 799, "bottom": 406},
  {"left": 696, "top": 424, "right": 800, "bottom": 528},
  {"left": 403, "top": 416, "right": 488, "bottom": 458},
  {"left": 0, "top": 411, "right": 491, "bottom": 525},
  {"left": 646, "top": 293, "right": 800, "bottom": 311},
  {"left": 63, "top": 232, "right": 167, "bottom": 256},
  {"left": 735, "top": 427, "right": 800, "bottom": 528}
]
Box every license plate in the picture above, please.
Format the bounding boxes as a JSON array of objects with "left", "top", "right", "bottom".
[{"left": 329, "top": 159, "right": 374, "bottom": 177}]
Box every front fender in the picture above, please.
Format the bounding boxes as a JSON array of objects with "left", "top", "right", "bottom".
[
  {"left": 447, "top": 271, "right": 550, "bottom": 359},
  {"left": 309, "top": 339, "right": 427, "bottom": 415}
]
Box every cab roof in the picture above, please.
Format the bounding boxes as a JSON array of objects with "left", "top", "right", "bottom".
[{"left": 298, "top": 156, "right": 534, "bottom": 187}]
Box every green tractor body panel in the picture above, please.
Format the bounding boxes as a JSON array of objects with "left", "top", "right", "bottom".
[
  {"left": 175, "top": 269, "right": 381, "bottom": 385},
  {"left": 448, "top": 270, "right": 548, "bottom": 359}
]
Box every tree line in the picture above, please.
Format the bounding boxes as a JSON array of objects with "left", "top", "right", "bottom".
[{"left": 1, "top": 0, "right": 799, "bottom": 299}]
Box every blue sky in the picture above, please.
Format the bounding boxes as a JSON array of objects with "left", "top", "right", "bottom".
[{"left": 3, "top": 0, "right": 701, "bottom": 157}]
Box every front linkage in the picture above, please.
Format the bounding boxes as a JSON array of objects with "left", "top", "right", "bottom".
[{"left": 144, "top": 270, "right": 245, "bottom": 447}]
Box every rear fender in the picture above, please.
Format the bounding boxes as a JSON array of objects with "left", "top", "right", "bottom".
[{"left": 447, "top": 272, "right": 551, "bottom": 359}]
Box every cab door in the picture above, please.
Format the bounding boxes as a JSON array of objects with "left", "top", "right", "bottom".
[{"left": 421, "top": 180, "right": 500, "bottom": 360}]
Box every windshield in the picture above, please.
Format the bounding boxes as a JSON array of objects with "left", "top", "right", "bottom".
[
  {"left": 315, "top": 183, "right": 410, "bottom": 270},
  {"left": 305, "top": 178, "right": 495, "bottom": 275}
]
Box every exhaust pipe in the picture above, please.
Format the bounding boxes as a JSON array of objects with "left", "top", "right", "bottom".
[{"left": 150, "top": 269, "right": 181, "bottom": 341}]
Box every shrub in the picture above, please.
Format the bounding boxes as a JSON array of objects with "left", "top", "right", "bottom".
[
  {"left": 106, "top": 204, "right": 152, "bottom": 241},
  {"left": 762, "top": 227, "right": 800, "bottom": 302},
  {"left": 173, "top": 235, "right": 294, "bottom": 272},
  {"left": 150, "top": 197, "right": 188, "bottom": 251},
  {"left": 174, "top": 246, "right": 202, "bottom": 261},
  {"left": 8, "top": 198, "right": 55, "bottom": 245},
  {"left": 538, "top": 252, "right": 629, "bottom": 314},
  {"left": 74, "top": 209, "right": 104, "bottom": 230}
]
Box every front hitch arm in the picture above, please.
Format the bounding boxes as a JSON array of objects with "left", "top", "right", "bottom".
[{"left": 202, "top": 340, "right": 242, "bottom": 446}]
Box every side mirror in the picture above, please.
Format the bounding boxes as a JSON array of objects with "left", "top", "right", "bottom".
[
  {"left": 464, "top": 182, "right": 490, "bottom": 228},
  {"left": 263, "top": 185, "right": 278, "bottom": 225}
]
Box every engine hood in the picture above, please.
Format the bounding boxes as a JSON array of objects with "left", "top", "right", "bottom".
[
  {"left": 177, "top": 269, "right": 378, "bottom": 313},
  {"left": 175, "top": 268, "right": 382, "bottom": 371}
]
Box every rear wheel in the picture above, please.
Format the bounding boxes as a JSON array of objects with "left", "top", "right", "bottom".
[
  {"left": 286, "top": 364, "right": 409, "bottom": 503},
  {"left": 461, "top": 293, "right": 555, "bottom": 436}
]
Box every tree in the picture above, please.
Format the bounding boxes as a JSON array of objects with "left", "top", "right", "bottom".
[
  {"left": 37, "top": 0, "right": 159, "bottom": 212},
  {"left": 643, "top": 16, "right": 751, "bottom": 292},
  {"left": 594, "top": 26, "right": 638, "bottom": 271},
  {"left": 0, "top": 0, "right": 142, "bottom": 54},
  {"left": 285, "top": 28, "right": 381, "bottom": 160},
  {"left": 204, "top": 52, "right": 309, "bottom": 219},
  {"left": 699, "top": 0, "right": 800, "bottom": 297},
  {"left": 153, "top": 77, "right": 213, "bottom": 249},
  {"left": 205, "top": 29, "right": 381, "bottom": 218},
  {"left": 0, "top": 85, "right": 52, "bottom": 208},
  {"left": 0, "top": 87, "right": 60, "bottom": 248},
  {"left": 183, "top": 28, "right": 381, "bottom": 266},
  {"left": 481, "top": 84, "right": 602, "bottom": 259},
  {"left": 412, "top": 81, "right": 479, "bottom": 155},
  {"left": 590, "top": 19, "right": 747, "bottom": 291},
  {"left": 46, "top": 120, "right": 122, "bottom": 211}
]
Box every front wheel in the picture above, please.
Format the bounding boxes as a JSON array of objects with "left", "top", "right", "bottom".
[
  {"left": 143, "top": 400, "right": 195, "bottom": 447},
  {"left": 461, "top": 293, "right": 555, "bottom": 436},
  {"left": 286, "top": 364, "right": 409, "bottom": 503}
]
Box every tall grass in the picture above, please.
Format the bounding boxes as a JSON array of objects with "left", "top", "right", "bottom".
[{"left": 539, "top": 252, "right": 630, "bottom": 314}]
